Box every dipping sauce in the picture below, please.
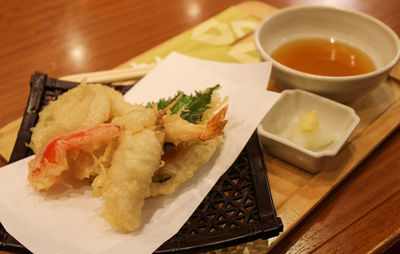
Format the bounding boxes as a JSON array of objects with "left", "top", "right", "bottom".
[{"left": 271, "top": 38, "right": 376, "bottom": 76}]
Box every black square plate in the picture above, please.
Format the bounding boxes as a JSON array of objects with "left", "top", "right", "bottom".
[{"left": 1, "top": 72, "right": 283, "bottom": 253}]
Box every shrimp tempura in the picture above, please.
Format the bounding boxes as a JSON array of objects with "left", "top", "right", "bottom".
[
  {"left": 27, "top": 83, "right": 229, "bottom": 233},
  {"left": 28, "top": 124, "right": 121, "bottom": 190}
]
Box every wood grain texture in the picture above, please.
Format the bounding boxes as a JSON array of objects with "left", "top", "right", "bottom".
[
  {"left": 262, "top": 77, "right": 400, "bottom": 250},
  {"left": 1, "top": 1, "right": 400, "bottom": 253},
  {"left": 0, "top": 118, "right": 21, "bottom": 162},
  {"left": 270, "top": 127, "right": 400, "bottom": 254},
  {"left": 2, "top": 0, "right": 400, "bottom": 129}
]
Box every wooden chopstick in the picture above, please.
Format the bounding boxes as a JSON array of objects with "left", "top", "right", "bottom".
[{"left": 59, "top": 64, "right": 156, "bottom": 84}]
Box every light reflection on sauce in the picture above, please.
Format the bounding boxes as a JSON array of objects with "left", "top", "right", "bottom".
[{"left": 271, "top": 38, "right": 376, "bottom": 76}]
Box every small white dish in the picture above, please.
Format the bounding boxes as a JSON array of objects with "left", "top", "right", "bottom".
[{"left": 257, "top": 89, "right": 360, "bottom": 173}]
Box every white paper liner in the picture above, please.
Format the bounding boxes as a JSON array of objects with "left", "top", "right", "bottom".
[{"left": 0, "top": 52, "right": 279, "bottom": 254}]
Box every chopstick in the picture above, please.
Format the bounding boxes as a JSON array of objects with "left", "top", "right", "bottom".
[{"left": 59, "top": 64, "right": 156, "bottom": 84}]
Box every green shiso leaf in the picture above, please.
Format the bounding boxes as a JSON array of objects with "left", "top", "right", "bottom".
[{"left": 147, "top": 84, "right": 220, "bottom": 123}]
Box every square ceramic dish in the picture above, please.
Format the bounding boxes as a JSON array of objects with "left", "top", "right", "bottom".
[{"left": 257, "top": 89, "right": 360, "bottom": 173}]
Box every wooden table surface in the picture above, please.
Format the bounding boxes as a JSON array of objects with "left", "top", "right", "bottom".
[{"left": 1, "top": 0, "right": 400, "bottom": 253}]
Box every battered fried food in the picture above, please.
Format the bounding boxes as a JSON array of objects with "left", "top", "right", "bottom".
[
  {"left": 91, "top": 105, "right": 162, "bottom": 197},
  {"left": 101, "top": 129, "right": 164, "bottom": 233},
  {"left": 149, "top": 90, "right": 227, "bottom": 196},
  {"left": 162, "top": 105, "right": 227, "bottom": 145},
  {"left": 29, "top": 83, "right": 134, "bottom": 153},
  {"left": 151, "top": 137, "right": 221, "bottom": 196},
  {"left": 28, "top": 124, "right": 121, "bottom": 190},
  {"left": 27, "top": 82, "right": 228, "bottom": 233},
  {"left": 29, "top": 84, "right": 109, "bottom": 153}
]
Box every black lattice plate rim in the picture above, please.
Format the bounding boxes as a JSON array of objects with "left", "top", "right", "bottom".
[{"left": 1, "top": 72, "right": 283, "bottom": 253}]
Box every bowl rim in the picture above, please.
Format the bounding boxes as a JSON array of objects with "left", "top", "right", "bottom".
[
  {"left": 257, "top": 89, "right": 360, "bottom": 158},
  {"left": 254, "top": 5, "right": 400, "bottom": 82}
]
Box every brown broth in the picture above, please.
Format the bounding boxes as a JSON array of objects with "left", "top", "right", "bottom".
[{"left": 271, "top": 38, "right": 376, "bottom": 76}]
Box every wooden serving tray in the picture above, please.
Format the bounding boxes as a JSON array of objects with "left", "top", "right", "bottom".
[{"left": 1, "top": 1, "right": 399, "bottom": 253}]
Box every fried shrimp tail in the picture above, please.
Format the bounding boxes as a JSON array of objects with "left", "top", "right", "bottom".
[
  {"left": 28, "top": 124, "right": 121, "bottom": 190},
  {"left": 162, "top": 105, "right": 228, "bottom": 145},
  {"left": 151, "top": 104, "right": 228, "bottom": 196},
  {"left": 200, "top": 105, "right": 228, "bottom": 140}
]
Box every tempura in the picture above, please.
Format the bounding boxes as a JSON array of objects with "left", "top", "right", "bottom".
[{"left": 27, "top": 82, "right": 228, "bottom": 233}]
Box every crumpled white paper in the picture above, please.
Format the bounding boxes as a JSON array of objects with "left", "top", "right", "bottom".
[{"left": 0, "top": 52, "right": 280, "bottom": 254}]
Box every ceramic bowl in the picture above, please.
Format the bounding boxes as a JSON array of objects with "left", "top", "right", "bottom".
[
  {"left": 254, "top": 5, "right": 400, "bottom": 102},
  {"left": 257, "top": 89, "right": 360, "bottom": 173}
]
